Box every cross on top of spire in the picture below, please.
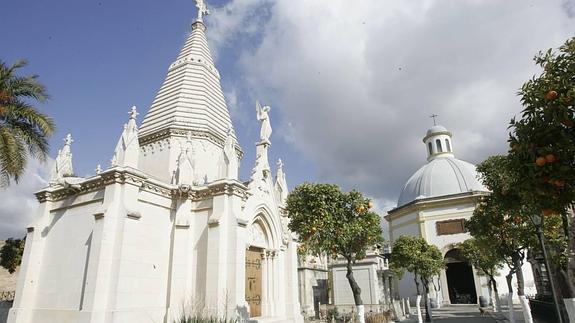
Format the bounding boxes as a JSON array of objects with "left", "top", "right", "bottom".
[
  {"left": 195, "top": 0, "right": 210, "bottom": 22},
  {"left": 430, "top": 114, "right": 439, "bottom": 126},
  {"left": 64, "top": 133, "right": 74, "bottom": 146}
]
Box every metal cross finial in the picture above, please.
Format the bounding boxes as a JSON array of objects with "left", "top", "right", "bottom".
[
  {"left": 195, "top": 0, "right": 210, "bottom": 22},
  {"left": 129, "top": 106, "right": 139, "bottom": 120},
  {"left": 430, "top": 114, "right": 439, "bottom": 126}
]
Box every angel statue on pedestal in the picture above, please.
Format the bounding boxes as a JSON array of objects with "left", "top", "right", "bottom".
[{"left": 256, "top": 101, "right": 272, "bottom": 144}]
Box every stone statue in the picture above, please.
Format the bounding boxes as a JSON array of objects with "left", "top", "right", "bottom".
[
  {"left": 256, "top": 100, "right": 272, "bottom": 144},
  {"left": 222, "top": 126, "right": 239, "bottom": 179},
  {"left": 195, "top": 0, "right": 210, "bottom": 22},
  {"left": 175, "top": 132, "right": 195, "bottom": 186},
  {"left": 50, "top": 134, "right": 75, "bottom": 183}
]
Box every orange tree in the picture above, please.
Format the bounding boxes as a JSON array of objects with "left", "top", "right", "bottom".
[
  {"left": 507, "top": 37, "right": 575, "bottom": 298},
  {"left": 390, "top": 235, "right": 443, "bottom": 322},
  {"left": 285, "top": 183, "right": 383, "bottom": 319}
]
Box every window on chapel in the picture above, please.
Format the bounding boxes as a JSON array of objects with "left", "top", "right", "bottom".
[
  {"left": 445, "top": 139, "right": 451, "bottom": 152},
  {"left": 428, "top": 142, "right": 433, "bottom": 155},
  {"left": 436, "top": 139, "right": 443, "bottom": 152}
]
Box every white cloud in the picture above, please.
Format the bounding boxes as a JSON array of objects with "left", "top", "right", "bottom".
[
  {"left": 0, "top": 158, "right": 52, "bottom": 239},
  {"left": 210, "top": 0, "right": 574, "bottom": 211}
]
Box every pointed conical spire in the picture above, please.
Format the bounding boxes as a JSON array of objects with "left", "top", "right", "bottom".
[
  {"left": 112, "top": 106, "right": 140, "bottom": 168},
  {"left": 139, "top": 2, "right": 235, "bottom": 146}
]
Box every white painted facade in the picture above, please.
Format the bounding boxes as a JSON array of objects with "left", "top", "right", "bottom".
[
  {"left": 8, "top": 6, "right": 302, "bottom": 323},
  {"left": 386, "top": 125, "right": 535, "bottom": 305}
]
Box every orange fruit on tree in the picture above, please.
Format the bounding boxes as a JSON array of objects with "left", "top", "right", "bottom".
[
  {"left": 561, "top": 119, "right": 574, "bottom": 127},
  {"left": 545, "top": 154, "right": 556, "bottom": 163},
  {"left": 546, "top": 90, "right": 558, "bottom": 100},
  {"left": 536, "top": 157, "right": 547, "bottom": 167},
  {"left": 542, "top": 209, "right": 558, "bottom": 216}
]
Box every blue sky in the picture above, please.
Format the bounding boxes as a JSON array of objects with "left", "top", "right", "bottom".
[
  {"left": 1, "top": 0, "right": 574, "bottom": 238},
  {"left": 2, "top": 0, "right": 313, "bottom": 184}
]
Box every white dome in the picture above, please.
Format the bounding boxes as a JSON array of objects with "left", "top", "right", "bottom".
[
  {"left": 397, "top": 156, "right": 488, "bottom": 207},
  {"left": 425, "top": 125, "right": 449, "bottom": 137}
]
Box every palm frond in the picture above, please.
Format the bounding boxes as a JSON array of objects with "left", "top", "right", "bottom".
[
  {"left": 0, "top": 127, "right": 27, "bottom": 185},
  {"left": 4, "top": 101, "right": 55, "bottom": 136}
]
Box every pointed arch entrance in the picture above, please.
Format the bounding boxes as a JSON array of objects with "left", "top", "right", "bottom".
[
  {"left": 245, "top": 212, "right": 279, "bottom": 318},
  {"left": 444, "top": 249, "right": 477, "bottom": 304}
]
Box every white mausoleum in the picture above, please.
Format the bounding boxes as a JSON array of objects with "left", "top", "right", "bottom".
[
  {"left": 386, "top": 124, "right": 535, "bottom": 306},
  {"left": 8, "top": 3, "right": 303, "bottom": 323}
]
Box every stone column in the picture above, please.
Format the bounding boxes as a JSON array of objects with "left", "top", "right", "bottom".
[
  {"left": 81, "top": 179, "right": 136, "bottom": 323},
  {"left": 275, "top": 248, "right": 287, "bottom": 317},
  {"left": 268, "top": 250, "right": 276, "bottom": 316},
  {"left": 286, "top": 241, "right": 304, "bottom": 322},
  {"left": 204, "top": 192, "right": 232, "bottom": 316},
  {"left": 260, "top": 250, "right": 268, "bottom": 316},
  {"left": 165, "top": 194, "right": 193, "bottom": 322},
  {"left": 439, "top": 269, "right": 450, "bottom": 305}
]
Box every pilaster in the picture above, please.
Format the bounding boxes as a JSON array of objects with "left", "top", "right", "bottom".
[{"left": 7, "top": 194, "right": 54, "bottom": 323}]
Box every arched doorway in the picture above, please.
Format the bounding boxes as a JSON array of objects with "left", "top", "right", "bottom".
[{"left": 444, "top": 249, "right": 477, "bottom": 304}]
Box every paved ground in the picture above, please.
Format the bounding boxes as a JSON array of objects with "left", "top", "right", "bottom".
[{"left": 400, "top": 304, "right": 552, "bottom": 323}]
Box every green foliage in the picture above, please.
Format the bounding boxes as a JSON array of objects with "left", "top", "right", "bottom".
[
  {"left": 0, "top": 59, "right": 55, "bottom": 187},
  {"left": 390, "top": 235, "right": 443, "bottom": 283},
  {"left": 285, "top": 183, "right": 383, "bottom": 260},
  {"left": 0, "top": 238, "right": 25, "bottom": 274},
  {"left": 457, "top": 238, "right": 503, "bottom": 278},
  {"left": 508, "top": 37, "right": 575, "bottom": 213}
]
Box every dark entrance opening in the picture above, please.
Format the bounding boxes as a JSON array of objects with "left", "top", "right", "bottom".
[{"left": 445, "top": 249, "right": 477, "bottom": 304}]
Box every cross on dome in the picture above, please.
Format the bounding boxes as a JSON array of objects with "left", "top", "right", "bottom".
[{"left": 430, "top": 114, "right": 439, "bottom": 126}]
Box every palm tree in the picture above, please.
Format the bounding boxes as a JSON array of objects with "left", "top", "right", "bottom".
[{"left": 0, "top": 59, "right": 55, "bottom": 187}]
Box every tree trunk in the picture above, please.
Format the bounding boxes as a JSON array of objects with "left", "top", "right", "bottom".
[
  {"left": 414, "top": 272, "right": 422, "bottom": 323},
  {"left": 421, "top": 277, "right": 433, "bottom": 322},
  {"left": 490, "top": 276, "right": 501, "bottom": 312},
  {"left": 515, "top": 261, "right": 533, "bottom": 323},
  {"left": 506, "top": 273, "right": 515, "bottom": 323},
  {"left": 345, "top": 259, "right": 364, "bottom": 323}
]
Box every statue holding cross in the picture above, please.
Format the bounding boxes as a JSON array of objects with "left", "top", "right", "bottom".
[{"left": 195, "top": 0, "right": 210, "bottom": 22}]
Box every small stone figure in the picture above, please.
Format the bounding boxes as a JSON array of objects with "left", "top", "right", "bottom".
[{"left": 256, "top": 100, "right": 272, "bottom": 144}]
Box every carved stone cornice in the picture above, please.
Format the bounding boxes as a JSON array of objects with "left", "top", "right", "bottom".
[
  {"left": 138, "top": 127, "right": 244, "bottom": 159},
  {"left": 35, "top": 168, "right": 176, "bottom": 202},
  {"left": 192, "top": 180, "right": 248, "bottom": 202}
]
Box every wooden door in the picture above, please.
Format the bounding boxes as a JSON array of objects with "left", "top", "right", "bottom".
[{"left": 245, "top": 248, "right": 262, "bottom": 317}]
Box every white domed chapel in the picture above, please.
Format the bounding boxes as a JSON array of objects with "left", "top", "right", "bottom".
[{"left": 386, "top": 123, "right": 534, "bottom": 306}]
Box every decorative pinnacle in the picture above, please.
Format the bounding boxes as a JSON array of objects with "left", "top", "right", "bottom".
[
  {"left": 64, "top": 134, "right": 74, "bottom": 146},
  {"left": 129, "top": 106, "right": 139, "bottom": 120},
  {"left": 277, "top": 158, "right": 283, "bottom": 169},
  {"left": 95, "top": 164, "right": 102, "bottom": 174},
  {"left": 430, "top": 114, "right": 438, "bottom": 126},
  {"left": 195, "top": 0, "right": 210, "bottom": 22}
]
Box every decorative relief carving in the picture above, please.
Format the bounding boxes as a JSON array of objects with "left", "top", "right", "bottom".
[
  {"left": 138, "top": 128, "right": 243, "bottom": 159},
  {"left": 249, "top": 222, "right": 267, "bottom": 248}
]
